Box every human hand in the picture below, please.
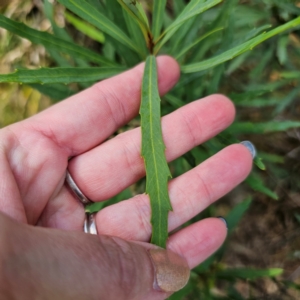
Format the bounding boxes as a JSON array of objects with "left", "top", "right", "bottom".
[{"left": 0, "top": 56, "right": 253, "bottom": 299}]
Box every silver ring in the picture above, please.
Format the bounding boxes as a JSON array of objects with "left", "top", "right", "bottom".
[
  {"left": 84, "top": 213, "right": 98, "bottom": 235},
  {"left": 65, "top": 170, "right": 92, "bottom": 205}
]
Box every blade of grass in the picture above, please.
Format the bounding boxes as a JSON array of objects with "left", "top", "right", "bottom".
[
  {"left": 58, "top": 0, "right": 141, "bottom": 55},
  {"left": 0, "top": 14, "right": 115, "bottom": 67},
  {"left": 181, "top": 16, "right": 300, "bottom": 73},
  {"left": 140, "top": 55, "right": 173, "bottom": 248},
  {"left": 152, "top": 0, "right": 167, "bottom": 41},
  {"left": 155, "top": 0, "right": 222, "bottom": 53},
  {"left": 0, "top": 67, "right": 126, "bottom": 84}
]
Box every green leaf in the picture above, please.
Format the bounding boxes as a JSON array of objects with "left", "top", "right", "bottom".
[
  {"left": 119, "top": 0, "right": 149, "bottom": 29},
  {"left": 254, "top": 157, "right": 266, "bottom": 171},
  {"left": 226, "top": 197, "right": 252, "bottom": 235},
  {"left": 152, "top": 0, "right": 167, "bottom": 41},
  {"left": 217, "top": 268, "right": 283, "bottom": 280},
  {"left": 44, "top": 0, "right": 73, "bottom": 41},
  {"left": 30, "top": 83, "right": 75, "bottom": 101},
  {"left": 0, "top": 67, "right": 126, "bottom": 84},
  {"left": 117, "top": 0, "right": 149, "bottom": 46},
  {"left": 181, "top": 16, "right": 300, "bottom": 73},
  {"left": 280, "top": 71, "right": 300, "bottom": 79},
  {"left": 246, "top": 173, "right": 278, "bottom": 200},
  {"left": 0, "top": 14, "right": 114, "bottom": 67},
  {"left": 122, "top": 7, "right": 148, "bottom": 57},
  {"left": 86, "top": 189, "right": 132, "bottom": 214},
  {"left": 155, "top": 0, "right": 222, "bottom": 53},
  {"left": 65, "top": 12, "right": 105, "bottom": 43},
  {"left": 227, "top": 120, "right": 300, "bottom": 135},
  {"left": 175, "top": 27, "right": 224, "bottom": 60},
  {"left": 140, "top": 56, "right": 172, "bottom": 248},
  {"left": 58, "top": 0, "right": 141, "bottom": 54}
]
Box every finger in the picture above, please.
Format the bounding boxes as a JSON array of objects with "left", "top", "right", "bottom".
[
  {"left": 95, "top": 144, "right": 253, "bottom": 241},
  {"left": 0, "top": 146, "right": 27, "bottom": 223},
  {"left": 3, "top": 213, "right": 189, "bottom": 300},
  {"left": 167, "top": 218, "right": 227, "bottom": 269},
  {"left": 68, "top": 94, "right": 235, "bottom": 201},
  {"left": 25, "top": 56, "right": 180, "bottom": 156},
  {"left": 41, "top": 95, "right": 235, "bottom": 229}
]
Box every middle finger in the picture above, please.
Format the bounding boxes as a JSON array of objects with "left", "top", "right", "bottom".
[{"left": 68, "top": 94, "right": 235, "bottom": 201}]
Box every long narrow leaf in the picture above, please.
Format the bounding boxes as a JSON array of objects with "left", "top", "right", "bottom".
[
  {"left": 155, "top": 0, "right": 222, "bottom": 53},
  {"left": 176, "top": 27, "right": 224, "bottom": 60},
  {"left": 152, "top": 0, "right": 167, "bottom": 41},
  {"left": 30, "top": 83, "right": 75, "bottom": 101},
  {"left": 140, "top": 56, "right": 172, "bottom": 248},
  {"left": 227, "top": 120, "right": 300, "bottom": 135},
  {"left": 217, "top": 268, "right": 283, "bottom": 280},
  {"left": 0, "top": 14, "right": 114, "bottom": 67},
  {"left": 122, "top": 9, "right": 148, "bottom": 58},
  {"left": 65, "top": 12, "right": 105, "bottom": 43},
  {"left": 117, "top": 0, "right": 149, "bottom": 45},
  {"left": 58, "top": 0, "right": 141, "bottom": 54},
  {"left": 0, "top": 67, "right": 126, "bottom": 84},
  {"left": 182, "top": 16, "right": 300, "bottom": 73}
]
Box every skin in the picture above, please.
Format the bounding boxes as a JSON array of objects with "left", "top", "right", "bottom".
[{"left": 0, "top": 56, "right": 253, "bottom": 299}]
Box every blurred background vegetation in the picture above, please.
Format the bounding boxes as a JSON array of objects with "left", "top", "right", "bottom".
[{"left": 1, "top": 0, "right": 300, "bottom": 299}]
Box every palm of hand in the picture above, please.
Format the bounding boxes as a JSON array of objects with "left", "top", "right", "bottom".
[{"left": 0, "top": 56, "right": 252, "bottom": 273}]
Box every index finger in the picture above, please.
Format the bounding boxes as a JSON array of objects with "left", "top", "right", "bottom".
[{"left": 24, "top": 56, "right": 180, "bottom": 156}]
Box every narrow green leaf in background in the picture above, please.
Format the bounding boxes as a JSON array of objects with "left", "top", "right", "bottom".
[
  {"left": 65, "top": 12, "right": 105, "bottom": 43},
  {"left": 175, "top": 27, "right": 224, "bottom": 60},
  {"left": 118, "top": 0, "right": 149, "bottom": 30},
  {"left": 246, "top": 173, "right": 279, "bottom": 200},
  {"left": 0, "top": 67, "right": 126, "bottom": 84},
  {"left": 227, "top": 120, "right": 300, "bottom": 135},
  {"left": 152, "top": 0, "right": 167, "bottom": 41},
  {"left": 140, "top": 56, "right": 173, "bottom": 248},
  {"left": 58, "top": 0, "right": 141, "bottom": 54},
  {"left": 0, "top": 14, "right": 114, "bottom": 66},
  {"left": 29, "top": 83, "right": 75, "bottom": 101},
  {"left": 226, "top": 197, "right": 252, "bottom": 235},
  {"left": 182, "top": 16, "right": 300, "bottom": 73},
  {"left": 117, "top": 0, "right": 150, "bottom": 46},
  {"left": 155, "top": 0, "right": 223, "bottom": 53},
  {"left": 217, "top": 268, "right": 283, "bottom": 280}
]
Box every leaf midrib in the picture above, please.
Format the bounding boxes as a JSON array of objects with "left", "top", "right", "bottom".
[{"left": 148, "top": 57, "right": 162, "bottom": 237}]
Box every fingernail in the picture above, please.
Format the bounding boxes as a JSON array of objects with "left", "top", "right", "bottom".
[
  {"left": 148, "top": 249, "right": 190, "bottom": 292},
  {"left": 217, "top": 216, "right": 228, "bottom": 229},
  {"left": 240, "top": 141, "right": 256, "bottom": 159}
]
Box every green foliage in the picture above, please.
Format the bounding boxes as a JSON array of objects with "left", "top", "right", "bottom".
[
  {"left": 140, "top": 55, "right": 172, "bottom": 248},
  {"left": 0, "top": 67, "right": 126, "bottom": 84},
  {"left": 155, "top": 0, "right": 223, "bottom": 53},
  {"left": 57, "top": 0, "right": 141, "bottom": 54},
  {"left": 216, "top": 267, "right": 283, "bottom": 280},
  {"left": 152, "top": 0, "right": 167, "bottom": 41},
  {"left": 181, "top": 16, "right": 300, "bottom": 73},
  {"left": 64, "top": 12, "right": 105, "bottom": 44},
  {"left": 0, "top": 14, "right": 114, "bottom": 66}
]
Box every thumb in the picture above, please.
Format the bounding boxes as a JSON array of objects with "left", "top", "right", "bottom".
[{"left": 1, "top": 214, "right": 190, "bottom": 300}]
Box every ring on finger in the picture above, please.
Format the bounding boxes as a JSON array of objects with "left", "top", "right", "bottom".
[
  {"left": 65, "top": 170, "right": 93, "bottom": 205},
  {"left": 84, "top": 213, "right": 98, "bottom": 235}
]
